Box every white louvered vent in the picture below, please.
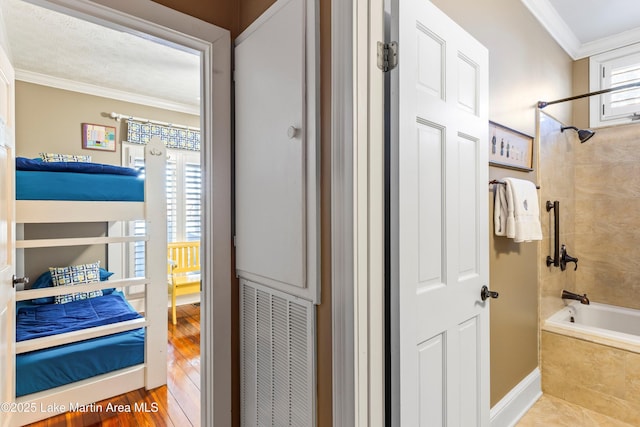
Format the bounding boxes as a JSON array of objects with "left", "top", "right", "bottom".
[{"left": 240, "top": 279, "right": 316, "bottom": 426}]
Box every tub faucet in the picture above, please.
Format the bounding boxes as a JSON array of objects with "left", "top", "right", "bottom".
[
  {"left": 560, "top": 244, "right": 578, "bottom": 271},
  {"left": 561, "top": 289, "right": 590, "bottom": 305}
]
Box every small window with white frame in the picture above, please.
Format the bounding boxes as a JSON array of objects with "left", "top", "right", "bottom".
[{"left": 590, "top": 43, "right": 640, "bottom": 127}]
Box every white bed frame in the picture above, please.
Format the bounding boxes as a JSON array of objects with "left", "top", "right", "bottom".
[{"left": 12, "top": 137, "right": 167, "bottom": 426}]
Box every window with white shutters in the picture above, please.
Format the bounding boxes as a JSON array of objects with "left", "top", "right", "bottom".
[
  {"left": 590, "top": 45, "right": 640, "bottom": 127},
  {"left": 123, "top": 144, "right": 201, "bottom": 278},
  {"left": 184, "top": 160, "right": 202, "bottom": 241},
  {"left": 166, "top": 157, "right": 178, "bottom": 244}
]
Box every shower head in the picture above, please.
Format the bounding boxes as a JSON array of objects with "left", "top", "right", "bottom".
[{"left": 561, "top": 125, "right": 595, "bottom": 143}]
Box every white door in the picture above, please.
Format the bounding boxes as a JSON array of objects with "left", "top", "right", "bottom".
[
  {"left": 0, "top": 41, "right": 16, "bottom": 427},
  {"left": 390, "top": 1, "right": 490, "bottom": 426}
]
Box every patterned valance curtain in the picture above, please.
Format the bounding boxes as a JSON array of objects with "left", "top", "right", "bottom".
[{"left": 126, "top": 119, "right": 200, "bottom": 151}]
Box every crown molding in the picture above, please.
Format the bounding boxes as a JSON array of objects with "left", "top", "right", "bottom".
[
  {"left": 521, "top": 0, "right": 640, "bottom": 60},
  {"left": 15, "top": 69, "right": 199, "bottom": 115},
  {"left": 577, "top": 28, "right": 640, "bottom": 58}
]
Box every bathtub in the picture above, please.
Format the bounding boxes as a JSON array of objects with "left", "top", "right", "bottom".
[
  {"left": 544, "top": 301, "right": 640, "bottom": 353},
  {"left": 542, "top": 301, "right": 640, "bottom": 424}
]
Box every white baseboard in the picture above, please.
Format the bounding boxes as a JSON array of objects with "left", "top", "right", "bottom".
[{"left": 490, "top": 368, "right": 542, "bottom": 427}]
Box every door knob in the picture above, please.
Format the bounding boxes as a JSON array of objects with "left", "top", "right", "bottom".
[
  {"left": 480, "top": 285, "right": 499, "bottom": 301},
  {"left": 12, "top": 275, "right": 29, "bottom": 288},
  {"left": 287, "top": 126, "right": 298, "bottom": 139}
]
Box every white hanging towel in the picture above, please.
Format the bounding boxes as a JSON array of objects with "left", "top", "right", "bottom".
[
  {"left": 493, "top": 182, "right": 508, "bottom": 237},
  {"left": 494, "top": 178, "right": 542, "bottom": 242}
]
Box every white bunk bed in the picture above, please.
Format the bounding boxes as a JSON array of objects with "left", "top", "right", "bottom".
[{"left": 12, "top": 137, "right": 167, "bottom": 426}]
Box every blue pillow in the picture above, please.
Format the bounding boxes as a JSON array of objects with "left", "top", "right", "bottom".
[
  {"left": 29, "top": 272, "right": 56, "bottom": 304},
  {"left": 100, "top": 269, "right": 116, "bottom": 295},
  {"left": 100, "top": 268, "right": 115, "bottom": 281},
  {"left": 30, "top": 267, "right": 115, "bottom": 304}
]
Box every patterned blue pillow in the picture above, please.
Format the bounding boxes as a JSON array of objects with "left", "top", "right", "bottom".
[
  {"left": 40, "top": 152, "right": 91, "bottom": 163},
  {"left": 30, "top": 268, "right": 114, "bottom": 304},
  {"left": 49, "top": 262, "right": 103, "bottom": 304}
]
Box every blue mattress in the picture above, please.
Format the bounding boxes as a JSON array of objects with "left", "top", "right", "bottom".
[
  {"left": 15, "top": 292, "right": 145, "bottom": 397},
  {"left": 16, "top": 157, "right": 141, "bottom": 176},
  {"left": 16, "top": 170, "right": 144, "bottom": 201},
  {"left": 16, "top": 329, "right": 144, "bottom": 397}
]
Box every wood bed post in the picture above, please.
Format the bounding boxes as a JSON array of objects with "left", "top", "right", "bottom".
[{"left": 143, "top": 136, "right": 168, "bottom": 389}]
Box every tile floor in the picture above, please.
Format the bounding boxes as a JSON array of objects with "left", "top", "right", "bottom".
[{"left": 516, "top": 395, "right": 635, "bottom": 427}]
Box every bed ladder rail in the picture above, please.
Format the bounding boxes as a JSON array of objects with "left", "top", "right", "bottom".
[
  {"left": 16, "top": 235, "right": 149, "bottom": 249},
  {"left": 15, "top": 318, "right": 147, "bottom": 354},
  {"left": 15, "top": 278, "right": 148, "bottom": 302}
]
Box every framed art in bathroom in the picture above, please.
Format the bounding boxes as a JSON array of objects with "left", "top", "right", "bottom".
[{"left": 488, "top": 121, "right": 534, "bottom": 171}]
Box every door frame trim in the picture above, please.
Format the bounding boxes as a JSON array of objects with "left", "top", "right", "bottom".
[
  {"left": 330, "top": 0, "right": 354, "bottom": 423},
  {"left": 331, "top": 0, "right": 385, "bottom": 425},
  {"left": 16, "top": 1, "right": 232, "bottom": 425}
]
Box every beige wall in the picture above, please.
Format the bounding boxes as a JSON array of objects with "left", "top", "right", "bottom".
[
  {"left": 572, "top": 58, "right": 590, "bottom": 130},
  {"left": 152, "top": 0, "right": 239, "bottom": 37},
  {"left": 432, "top": 0, "right": 572, "bottom": 136},
  {"left": 487, "top": 198, "right": 539, "bottom": 406},
  {"left": 431, "top": 0, "right": 574, "bottom": 406},
  {"left": 16, "top": 81, "right": 199, "bottom": 281},
  {"left": 239, "top": 0, "right": 278, "bottom": 34},
  {"left": 22, "top": 224, "right": 108, "bottom": 285},
  {"left": 15, "top": 81, "right": 199, "bottom": 161}
]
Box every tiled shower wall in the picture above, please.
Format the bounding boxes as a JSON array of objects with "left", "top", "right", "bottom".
[
  {"left": 539, "top": 114, "right": 640, "bottom": 425},
  {"left": 539, "top": 113, "right": 640, "bottom": 315},
  {"left": 538, "top": 111, "right": 576, "bottom": 321},
  {"left": 574, "top": 122, "right": 640, "bottom": 310}
]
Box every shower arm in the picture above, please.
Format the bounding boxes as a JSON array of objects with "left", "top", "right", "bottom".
[{"left": 538, "top": 81, "right": 640, "bottom": 109}]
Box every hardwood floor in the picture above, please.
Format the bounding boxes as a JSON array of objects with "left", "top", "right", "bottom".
[{"left": 24, "top": 304, "right": 201, "bottom": 427}]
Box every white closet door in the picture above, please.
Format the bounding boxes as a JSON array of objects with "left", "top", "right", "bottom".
[{"left": 235, "top": 0, "right": 319, "bottom": 303}]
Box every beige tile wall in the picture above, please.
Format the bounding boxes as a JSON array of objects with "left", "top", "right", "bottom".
[
  {"left": 575, "top": 122, "right": 640, "bottom": 309},
  {"left": 539, "top": 116, "right": 640, "bottom": 425},
  {"left": 541, "top": 331, "right": 640, "bottom": 425},
  {"left": 538, "top": 111, "right": 577, "bottom": 322}
]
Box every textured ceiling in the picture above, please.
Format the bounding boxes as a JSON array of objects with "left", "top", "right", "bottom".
[{"left": 3, "top": 0, "right": 200, "bottom": 112}]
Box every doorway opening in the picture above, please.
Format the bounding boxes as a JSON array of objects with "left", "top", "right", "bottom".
[{"left": 3, "top": 0, "right": 232, "bottom": 425}]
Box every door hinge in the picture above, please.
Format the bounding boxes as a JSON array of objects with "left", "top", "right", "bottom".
[
  {"left": 377, "top": 41, "right": 398, "bottom": 72},
  {"left": 233, "top": 235, "right": 237, "bottom": 247}
]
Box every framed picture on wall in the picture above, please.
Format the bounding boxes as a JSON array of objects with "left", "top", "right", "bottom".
[
  {"left": 82, "top": 123, "right": 116, "bottom": 152},
  {"left": 488, "top": 121, "right": 533, "bottom": 171}
]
